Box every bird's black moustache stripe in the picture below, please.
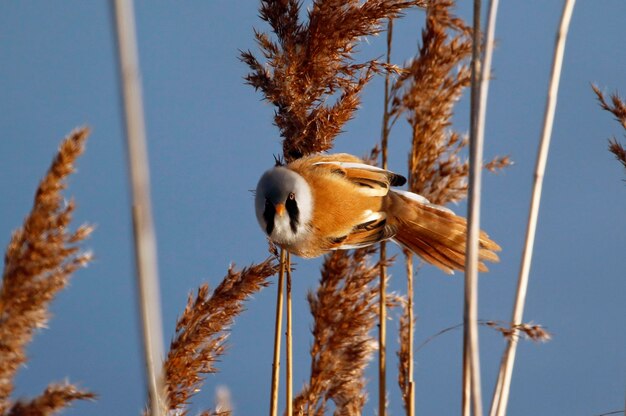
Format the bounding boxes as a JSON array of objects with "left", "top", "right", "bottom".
[
  {"left": 286, "top": 196, "right": 299, "bottom": 233},
  {"left": 264, "top": 200, "right": 275, "bottom": 235}
]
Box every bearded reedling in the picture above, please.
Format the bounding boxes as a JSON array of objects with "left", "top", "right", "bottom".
[{"left": 255, "top": 153, "right": 500, "bottom": 274}]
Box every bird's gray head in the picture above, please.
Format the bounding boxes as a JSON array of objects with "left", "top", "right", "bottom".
[{"left": 255, "top": 167, "right": 313, "bottom": 245}]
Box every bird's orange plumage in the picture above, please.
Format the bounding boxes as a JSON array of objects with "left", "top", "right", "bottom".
[{"left": 261, "top": 153, "right": 500, "bottom": 274}]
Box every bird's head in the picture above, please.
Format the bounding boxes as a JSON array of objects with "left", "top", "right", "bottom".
[{"left": 255, "top": 167, "right": 313, "bottom": 245}]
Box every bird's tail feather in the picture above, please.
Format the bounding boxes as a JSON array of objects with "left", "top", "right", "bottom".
[{"left": 388, "top": 191, "right": 501, "bottom": 274}]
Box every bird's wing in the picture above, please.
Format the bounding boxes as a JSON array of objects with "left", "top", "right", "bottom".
[
  {"left": 311, "top": 156, "right": 406, "bottom": 197},
  {"left": 324, "top": 212, "right": 397, "bottom": 250}
]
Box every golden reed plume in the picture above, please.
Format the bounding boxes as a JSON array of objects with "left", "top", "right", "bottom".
[{"left": 0, "top": 127, "right": 95, "bottom": 414}]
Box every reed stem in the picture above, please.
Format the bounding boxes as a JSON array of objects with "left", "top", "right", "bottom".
[
  {"left": 406, "top": 252, "right": 415, "bottom": 416},
  {"left": 111, "top": 1, "right": 166, "bottom": 414},
  {"left": 270, "top": 249, "right": 286, "bottom": 416},
  {"left": 378, "top": 18, "right": 393, "bottom": 416},
  {"left": 378, "top": 242, "right": 387, "bottom": 416},
  {"left": 490, "top": 2, "right": 576, "bottom": 415},
  {"left": 285, "top": 252, "right": 293, "bottom": 416},
  {"left": 463, "top": 0, "right": 486, "bottom": 414}
]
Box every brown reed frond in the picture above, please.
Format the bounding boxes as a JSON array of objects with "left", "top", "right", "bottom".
[
  {"left": 242, "top": 0, "right": 424, "bottom": 162},
  {"left": 484, "top": 155, "right": 512, "bottom": 173},
  {"left": 390, "top": 0, "right": 509, "bottom": 205},
  {"left": 0, "top": 128, "right": 93, "bottom": 414},
  {"left": 7, "top": 382, "right": 96, "bottom": 416},
  {"left": 485, "top": 321, "right": 551, "bottom": 343},
  {"left": 608, "top": 138, "right": 626, "bottom": 170},
  {"left": 164, "top": 257, "right": 279, "bottom": 414},
  {"left": 293, "top": 247, "right": 386, "bottom": 415},
  {"left": 592, "top": 85, "right": 626, "bottom": 170}
]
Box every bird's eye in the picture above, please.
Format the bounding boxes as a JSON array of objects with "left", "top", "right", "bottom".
[
  {"left": 288, "top": 192, "right": 295, "bottom": 200},
  {"left": 265, "top": 198, "right": 272, "bottom": 207}
]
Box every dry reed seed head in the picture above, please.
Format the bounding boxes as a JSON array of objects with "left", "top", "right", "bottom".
[
  {"left": 164, "top": 258, "right": 279, "bottom": 414},
  {"left": 484, "top": 155, "right": 513, "bottom": 173},
  {"left": 485, "top": 320, "right": 552, "bottom": 343},
  {"left": 593, "top": 85, "right": 626, "bottom": 170},
  {"left": 593, "top": 84, "right": 626, "bottom": 130},
  {"left": 7, "top": 382, "right": 96, "bottom": 416},
  {"left": 244, "top": 0, "right": 425, "bottom": 161},
  {"left": 389, "top": 0, "right": 472, "bottom": 203},
  {"left": 385, "top": 291, "right": 405, "bottom": 309},
  {"left": 388, "top": 1, "right": 508, "bottom": 206},
  {"left": 608, "top": 138, "right": 626, "bottom": 170},
  {"left": 294, "top": 247, "right": 383, "bottom": 415},
  {"left": 0, "top": 127, "right": 92, "bottom": 412}
]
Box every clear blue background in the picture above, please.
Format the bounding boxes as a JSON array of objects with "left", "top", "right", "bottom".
[{"left": 1, "top": 2, "right": 625, "bottom": 415}]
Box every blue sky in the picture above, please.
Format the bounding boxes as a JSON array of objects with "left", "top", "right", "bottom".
[{"left": 1, "top": 1, "right": 625, "bottom": 415}]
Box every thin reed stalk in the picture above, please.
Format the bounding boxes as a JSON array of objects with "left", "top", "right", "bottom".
[
  {"left": 285, "top": 252, "right": 293, "bottom": 416},
  {"left": 378, "top": 18, "right": 394, "bottom": 416},
  {"left": 464, "top": 0, "right": 500, "bottom": 413},
  {"left": 111, "top": 1, "right": 166, "bottom": 414},
  {"left": 489, "top": 2, "right": 576, "bottom": 415},
  {"left": 378, "top": 241, "right": 388, "bottom": 416},
  {"left": 463, "top": 0, "right": 485, "bottom": 414},
  {"left": 269, "top": 249, "right": 286, "bottom": 416},
  {"left": 381, "top": 18, "right": 394, "bottom": 168},
  {"left": 404, "top": 252, "right": 415, "bottom": 416}
]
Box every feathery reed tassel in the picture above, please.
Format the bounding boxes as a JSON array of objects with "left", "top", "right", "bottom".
[
  {"left": 163, "top": 257, "right": 278, "bottom": 414},
  {"left": 243, "top": 0, "right": 422, "bottom": 162},
  {"left": 490, "top": 2, "right": 576, "bottom": 415},
  {"left": 390, "top": 0, "right": 510, "bottom": 206},
  {"left": 7, "top": 382, "right": 96, "bottom": 416},
  {"left": 0, "top": 127, "right": 94, "bottom": 414},
  {"left": 293, "top": 248, "right": 383, "bottom": 415},
  {"left": 592, "top": 85, "right": 626, "bottom": 171}
]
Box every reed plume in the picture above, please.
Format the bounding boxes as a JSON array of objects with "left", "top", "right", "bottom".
[
  {"left": 6, "top": 383, "right": 95, "bottom": 416},
  {"left": 592, "top": 85, "right": 626, "bottom": 171},
  {"left": 293, "top": 247, "right": 385, "bottom": 415},
  {"left": 0, "top": 127, "right": 94, "bottom": 415},
  {"left": 242, "top": 0, "right": 423, "bottom": 162},
  {"left": 484, "top": 321, "right": 551, "bottom": 343},
  {"left": 163, "top": 257, "right": 279, "bottom": 415},
  {"left": 390, "top": 0, "right": 509, "bottom": 206}
]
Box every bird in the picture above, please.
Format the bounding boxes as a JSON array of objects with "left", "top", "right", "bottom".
[{"left": 254, "top": 153, "right": 501, "bottom": 274}]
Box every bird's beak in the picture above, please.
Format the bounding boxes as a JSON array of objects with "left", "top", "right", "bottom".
[{"left": 275, "top": 203, "right": 286, "bottom": 217}]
